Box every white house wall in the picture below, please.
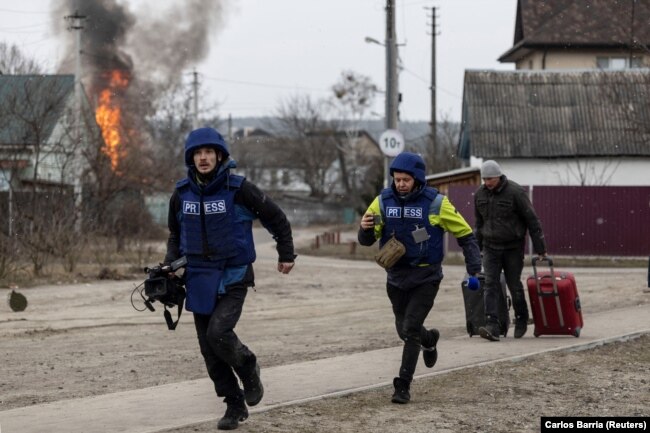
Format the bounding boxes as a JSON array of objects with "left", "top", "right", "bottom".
[
  {"left": 516, "top": 50, "right": 650, "bottom": 70},
  {"left": 494, "top": 158, "right": 650, "bottom": 186},
  {"left": 32, "top": 96, "right": 92, "bottom": 192}
]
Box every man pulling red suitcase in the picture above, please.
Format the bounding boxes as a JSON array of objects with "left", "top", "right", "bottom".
[{"left": 473, "top": 160, "right": 548, "bottom": 341}]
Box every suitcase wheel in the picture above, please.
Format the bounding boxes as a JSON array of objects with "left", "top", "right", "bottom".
[
  {"left": 466, "top": 321, "right": 474, "bottom": 337},
  {"left": 534, "top": 331, "right": 540, "bottom": 338},
  {"left": 573, "top": 327, "right": 581, "bottom": 338}
]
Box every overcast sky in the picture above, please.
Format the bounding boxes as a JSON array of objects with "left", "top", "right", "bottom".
[{"left": 0, "top": 0, "right": 516, "bottom": 123}]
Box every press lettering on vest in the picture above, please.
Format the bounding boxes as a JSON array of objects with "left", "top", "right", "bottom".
[
  {"left": 204, "top": 200, "right": 227, "bottom": 214},
  {"left": 386, "top": 207, "right": 402, "bottom": 218},
  {"left": 183, "top": 201, "right": 200, "bottom": 215},
  {"left": 404, "top": 207, "right": 423, "bottom": 218}
]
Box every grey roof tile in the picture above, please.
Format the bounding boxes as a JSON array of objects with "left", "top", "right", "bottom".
[{"left": 458, "top": 69, "right": 650, "bottom": 159}]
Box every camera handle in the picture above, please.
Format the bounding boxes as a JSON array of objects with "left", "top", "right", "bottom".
[
  {"left": 163, "top": 294, "right": 184, "bottom": 330},
  {"left": 163, "top": 308, "right": 179, "bottom": 330},
  {"left": 144, "top": 299, "right": 155, "bottom": 312}
]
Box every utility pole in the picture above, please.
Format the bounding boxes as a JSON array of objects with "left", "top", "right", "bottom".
[
  {"left": 192, "top": 69, "right": 199, "bottom": 128},
  {"left": 228, "top": 113, "right": 233, "bottom": 143},
  {"left": 384, "top": 0, "right": 399, "bottom": 187},
  {"left": 430, "top": 7, "right": 437, "bottom": 166},
  {"left": 64, "top": 10, "right": 87, "bottom": 232},
  {"left": 385, "top": 0, "right": 399, "bottom": 131},
  {"left": 64, "top": 11, "right": 87, "bottom": 141}
]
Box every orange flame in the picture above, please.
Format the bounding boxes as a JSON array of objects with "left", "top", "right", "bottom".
[{"left": 95, "top": 70, "right": 129, "bottom": 171}]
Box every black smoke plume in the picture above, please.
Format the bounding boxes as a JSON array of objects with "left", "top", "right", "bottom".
[{"left": 51, "top": 0, "right": 229, "bottom": 95}]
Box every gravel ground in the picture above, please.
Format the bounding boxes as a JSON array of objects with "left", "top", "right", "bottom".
[{"left": 1, "top": 227, "right": 648, "bottom": 432}]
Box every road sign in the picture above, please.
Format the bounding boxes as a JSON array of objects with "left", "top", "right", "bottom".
[{"left": 379, "top": 129, "right": 404, "bottom": 157}]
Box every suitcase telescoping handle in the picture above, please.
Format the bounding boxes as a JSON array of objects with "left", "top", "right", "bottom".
[
  {"left": 531, "top": 256, "right": 565, "bottom": 328},
  {"left": 532, "top": 256, "right": 553, "bottom": 267}
]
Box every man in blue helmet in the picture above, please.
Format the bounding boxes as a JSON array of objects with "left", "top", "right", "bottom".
[
  {"left": 358, "top": 152, "right": 481, "bottom": 404},
  {"left": 163, "top": 127, "right": 296, "bottom": 430}
]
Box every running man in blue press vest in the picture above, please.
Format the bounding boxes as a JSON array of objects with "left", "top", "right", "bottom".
[
  {"left": 164, "top": 127, "right": 296, "bottom": 430},
  {"left": 358, "top": 152, "right": 481, "bottom": 404}
]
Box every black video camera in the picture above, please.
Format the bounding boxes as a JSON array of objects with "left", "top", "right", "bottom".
[
  {"left": 132, "top": 256, "right": 187, "bottom": 330},
  {"left": 143, "top": 256, "right": 187, "bottom": 310}
]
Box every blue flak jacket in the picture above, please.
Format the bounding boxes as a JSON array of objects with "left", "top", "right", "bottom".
[
  {"left": 176, "top": 171, "right": 256, "bottom": 314},
  {"left": 379, "top": 186, "right": 444, "bottom": 267}
]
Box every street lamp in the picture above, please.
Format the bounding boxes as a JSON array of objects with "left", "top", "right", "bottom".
[
  {"left": 363, "top": 34, "right": 398, "bottom": 132},
  {"left": 364, "top": 36, "right": 382, "bottom": 45}
]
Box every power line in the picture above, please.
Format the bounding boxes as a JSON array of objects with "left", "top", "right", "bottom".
[
  {"left": 6, "top": 36, "right": 53, "bottom": 48},
  {"left": 0, "top": 21, "right": 50, "bottom": 31},
  {"left": 401, "top": 66, "right": 461, "bottom": 98},
  {"left": 0, "top": 7, "right": 49, "bottom": 15}
]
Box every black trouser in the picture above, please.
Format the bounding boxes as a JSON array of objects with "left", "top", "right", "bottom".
[
  {"left": 387, "top": 281, "right": 440, "bottom": 383},
  {"left": 482, "top": 245, "right": 529, "bottom": 323},
  {"left": 193, "top": 284, "right": 254, "bottom": 399}
]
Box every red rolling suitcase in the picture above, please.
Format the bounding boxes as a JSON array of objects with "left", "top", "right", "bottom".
[{"left": 527, "top": 257, "right": 583, "bottom": 337}]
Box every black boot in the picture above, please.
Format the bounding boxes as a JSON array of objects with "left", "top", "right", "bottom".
[
  {"left": 391, "top": 377, "right": 411, "bottom": 404},
  {"left": 217, "top": 395, "right": 248, "bottom": 430},
  {"left": 512, "top": 294, "right": 529, "bottom": 339},
  {"left": 239, "top": 355, "right": 264, "bottom": 406},
  {"left": 422, "top": 328, "right": 440, "bottom": 368},
  {"left": 514, "top": 315, "right": 528, "bottom": 338},
  {"left": 479, "top": 321, "right": 500, "bottom": 342}
]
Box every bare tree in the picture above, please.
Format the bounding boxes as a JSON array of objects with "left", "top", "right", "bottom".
[
  {"left": 328, "top": 70, "right": 380, "bottom": 203},
  {"left": 560, "top": 158, "right": 621, "bottom": 186},
  {"left": 144, "top": 80, "right": 201, "bottom": 190},
  {"left": 0, "top": 76, "right": 84, "bottom": 274},
  {"left": 271, "top": 95, "right": 338, "bottom": 198},
  {"left": 429, "top": 111, "right": 462, "bottom": 174},
  {"left": 0, "top": 230, "right": 20, "bottom": 280},
  {"left": 0, "top": 42, "right": 42, "bottom": 75}
]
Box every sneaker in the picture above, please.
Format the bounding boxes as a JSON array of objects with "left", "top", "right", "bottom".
[
  {"left": 391, "top": 377, "right": 411, "bottom": 404},
  {"left": 479, "top": 322, "right": 500, "bottom": 342},
  {"left": 240, "top": 358, "right": 264, "bottom": 406},
  {"left": 422, "top": 328, "right": 440, "bottom": 368},
  {"left": 217, "top": 397, "right": 248, "bottom": 430},
  {"left": 514, "top": 320, "right": 528, "bottom": 338}
]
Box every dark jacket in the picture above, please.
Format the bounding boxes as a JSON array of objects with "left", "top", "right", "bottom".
[
  {"left": 165, "top": 158, "right": 294, "bottom": 314},
  {"left": 474, "top": 175, "right": 546, "bottom": 254},
  {"left": 165, "top": 173, "right": 295, "bottom": 268}
]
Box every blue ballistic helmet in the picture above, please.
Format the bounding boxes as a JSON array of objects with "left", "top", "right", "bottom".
[
  {"left": 389, "top": 152, "right": 426, "bottom": 185},
  {"left": 184, "top": 127, "right": 229, "bottom": 166}
]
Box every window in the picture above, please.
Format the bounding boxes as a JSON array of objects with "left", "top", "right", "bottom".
[{"left": 597, "top": 56, "right": 644, "bottom": 69}]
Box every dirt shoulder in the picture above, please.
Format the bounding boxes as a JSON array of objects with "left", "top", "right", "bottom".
[
  {"left": 1, "top": 227, "right": 648, "bottom": 432},
  {"left": 164, "top": 334, "right": 650, "bottom": 433}
]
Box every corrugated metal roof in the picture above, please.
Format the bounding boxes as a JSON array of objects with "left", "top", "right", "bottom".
[
  {"left": 0, "top": 75, "right": 75, "bottom": 146},
  {"left": 458, "top": 69, "right": 650, "bottom": 159}
]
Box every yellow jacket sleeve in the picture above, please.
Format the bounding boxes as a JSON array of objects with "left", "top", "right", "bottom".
[
  {"left": 363, "top": 196, "right": 383, "bottom": 240},
  {"left": 429, "top": 195, "right": 473, "bottom": 238}
]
